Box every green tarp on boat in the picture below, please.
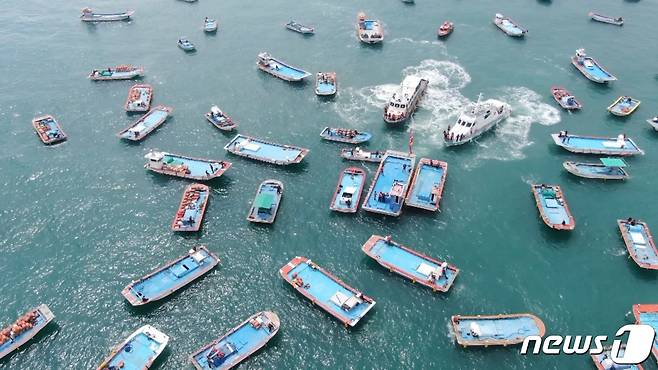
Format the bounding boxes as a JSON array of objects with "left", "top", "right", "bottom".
[
  {"left": 541, "top": 189, "right": 556, "bottom": 198},
  {"left": 254, "top": 193, "right": 274, "bottom": 209},
  {"left": 600, "top": 157, "right": 627, "bottom": 167}
]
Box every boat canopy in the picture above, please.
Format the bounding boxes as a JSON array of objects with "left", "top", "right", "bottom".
[
  {"left": 255, "top": 193, "right": 274, "bottom": 209},
  {"left": 600, "top": 157, "right": 627, "bottom": 167},
  {"left": 144, "top": 151, "right": 164, "bottom": 161}
]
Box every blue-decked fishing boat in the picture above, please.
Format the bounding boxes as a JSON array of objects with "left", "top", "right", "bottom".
[
  {"left": 563, "top": 158, "right": 629, "bottom": 180},
  {"left": 320, "top": 127, "right": 371, "bottom": 144},
  {"left": 189, "top": 311, "right": 279, "bottom": 370},
  {"left": 96, "top": 325, "right": 169, "bottom": 370},
  {"left": 592, "top": 345, "right": 644, "bottom": 370},
  {"left": 247, "top": 180, "right": 283, "bottom": 224},
  {"left": 450, "top": 313, "right": 546, "bottom": 347},
  {"left": 632, "top": 304, "right": 658, "bottom": 362},
  {"left": 531, "top": 184, "right": 575, "bottom": 230},
  {"left": 0, "top": 305, "right": 54, "bottom": 361},
  {"left": 279, "top": 256, "right": 376, "bottom": 327},
  {"left": 330, "top": 167, "right": 366, "bottom": 213},
  {"left": 493, "top": 13, "right": 527, "bottom": 37},
  {"left": 89, "top": 65, "right": 143, "bottom": 81},
  {"left": 117, "top": 105, "right": 173, "bottom": 141},
  {"left": 618, "top": 219, "right": 658, "bottom": 270},
  {"left": 571, "top": 49, "right": 617, "bottom": 83},
  {"left": 551, "top": 132, "right": 643, "bottom": 156},
  {"left": 362, "top": 150, "right": 415, "bottom": 216},
  {"left": 608, "top": 96, "right": 641, "bottom": 117},
  {"left": 124, "top": 84, "right": 153, "bottom": 112},
  {"left": 361, "top": 235, "right": 459, "bottom": 292},
  {"left": 405, "top": 158, "right": 448, "bottom": 212},
  {"left": 172, "top": 184, "right": 210, "bottom": 232},
  {"left": 224, "top": 134, "right": 309, "bottom": 165},
  {"left": 121, "top": 246, "right": 220, "bottom": 305},
  {"left": 256, "top": 52, "right": 311, "bottom": 82},
  {"left": 32, "top": 115, "right": 67, "bottom": 145},
  {"left": 315, "top": 72, "right": 337, "bottom": 96},
  {"left": 340, "top": 147, "right": 384, "bottom": 163},
  {"left": 144, "top": 151, "right": 232, "bottom": 180},
  {"left": 205, "top": 105, "right": 236, "bottom": 131}
]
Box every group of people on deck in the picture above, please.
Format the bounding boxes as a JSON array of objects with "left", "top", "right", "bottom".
[
  {"left": 0, "top": 311, "right": 38, "bottom": 345},
  {"left": 443, "top": 128, "right": 467, "bottom": 142},
  {"left": 329, "top": 128, "right": 359, "bottom": 139}
]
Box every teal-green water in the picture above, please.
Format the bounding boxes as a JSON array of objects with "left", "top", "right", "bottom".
[{"left": 2, "top": 0, "right": 658, "bottom": 368}]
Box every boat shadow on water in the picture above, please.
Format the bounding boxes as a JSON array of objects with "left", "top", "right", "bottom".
[
  {"left": 0, "top": 322, "right": 61, "bottom": 365},
  {"left": 625, "top": 262, "right": 658, "bottom": 282},
  {"left": 145, "top": 171, "right": 234, "bottom": 189}
]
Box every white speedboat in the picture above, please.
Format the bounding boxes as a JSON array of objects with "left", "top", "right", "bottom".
[
  {"left": 647, "top": 116, "right": 658, "bottom": 131},
  {"left": 443, "top": 94, "right": 511, "bottom": 146},
  {"left": 383, "top": 76, "right": 429, "bottom": 124},
  {"left": 356, "top": 12, "right": 384, "bottom": 44}
]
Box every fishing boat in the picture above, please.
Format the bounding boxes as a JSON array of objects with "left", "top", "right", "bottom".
[
  {"left": 279, "top": 256, "right": 376, "bottom": 327},
  {"left": 608, "top": 96, "right": 641, "bottom": 117},
  {"left": 88, "top": 65, "right": 143, "bottom": 81},
  {"left": 550, "top": 86, "right": 582, "bottom": 110},
  {"left": 117, "top": 105, "right": 173, "bottom": 141},
  {"left": 320, "top": 127, "right": 371, "bottom": 144},
  {"left": 124, "top": 84, "right": 152, "bottom": 112},
  {"left": 330, "top": 167, "right": 366, "bottom": 213},
  {"left": 340, "top": 147, "right": 384, "bottom": 163},
  {"left": 172, "top": 184, "right": 210, "bottom": 232},
  {"left": 531, "top": 184, "right": 575, "bottom": 230},
  {"left": 362, "top": 151, "right": 415, "bottom": 216},
  {"left": 562, "top": 158, "right": 629, "bottom": 180},
  {"left": 405, "top": 158, "right": 448, "bottom": 212},
  {"left": 443, "top": 94, "right": 511, "bottom": 146},
  {"left": 178, "top": 37, "right": 196, "bottom": 51},
  {"left": 285, "top": 20, "right": 314, "bottom": 34},
  {"left": 247, "top": 180, "right": 283, "bottom": 224},
  {"left": 450, "top": 313, "right": 545, "bottom": 347},
  {"left": 205, "top": 105, "right": 236, "bottom": 131},
  {"left": 80, "top": 8, "right": 134, "bottom": 22},
  {"left": 204, "top": 18, "right": 218, "bottom": 32},
  {"left": 121, "top": 246, "right": 220, "bottom": 306},
  {"left": 256, "top": 52, "right": 311, "bottom": 82},
  {"left": 591, "top": 345, "right": 644, "bottom": 370},
  {"left": 632, "top": 304, "right": 658, "bottom": 362},
  {"left": 315, "top": 72, "right": 337, "bottom": 96},
  {"left": 96, "top": 325, "right": 169, "bottom": 370},
  {"left": 32, "top": 115, "right": 67, "bottom": 145},
  {"left": 356, "top": 12, "right": 384, "bottom": 44},
  {"left": 0, "top": 305, "right": 55, "bottom": 361},
  {"left": 144, "top": 151, "right": 231, "bottom": 180},
  {"left": 647, "top": 116, "right": 658, "bottom": 131},
  {"left": 589, "top": 12, "right": 624, "bottom": 26},
  {"left": 383, "top": 76, "right": 429, "bottom": 124},
  {"left": 551, "top": 132, "right": 644, "bottom": 156},
  {"left": 361, "top": 235, "right": 459, "bottom": 292},
  {"left": 189, "top": 311, "right": 279, "bottom": 370},
  {"left": 493, "top": 13, "right": 527, "bottom": 37},
  {"left": 224, "top": 134, "right": 309, "bottom": 165},
  {"left": 571, "top": 49, "right": 617, "bottom": 83},
  {"left": 618, "top": 219, "right": 658, "bottom": 270},
  {"left": 437, "top": 21, "right": 454, "bottom": 37}
]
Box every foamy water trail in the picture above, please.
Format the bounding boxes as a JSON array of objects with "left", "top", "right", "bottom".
[{"left": 334, "top": 59, "right": 561, "bottom": 165}]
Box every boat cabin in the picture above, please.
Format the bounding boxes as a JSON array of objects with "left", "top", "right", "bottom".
[
  {"left": 254, "top": 193, "right": 275, "bottom": 213},
  {"left": 144, "top": 151, "right": 165, "bottom": 169},
  {"left": 331, "top": 291, "right": 364, "bottom": 312},
  {"left": 340, "top": 186, "right": 357, "bottom": 206}
]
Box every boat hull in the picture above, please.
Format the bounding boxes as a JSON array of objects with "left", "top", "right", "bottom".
[
  {"left": 144, "top": 152, "right": 232, "bottom": 180},
  {"left": 224, "top": 134, "right": 309, "bottom": 165},
  {"left": 562, "top": 161, "right": 628, "bottom": 180},
  {"left": 172, "top": 184, "right": 210, "bottom": 232},
  {"left": 550, "top": 86, "right": 582, "bottom": 110},
  {"left": 607, "top": 96, "right": 641, "bottom": 117},
  {"left": 362, "top": 235, "right": 459, "bottom": 292},
  {"left": 618, "top": 220, "right": 658, "bottom": 270},
  {"left": 247, "top": 180, "right": 283, "bottom": 224},
  {"left": 315, "top": 72, "right": 337, "bottom": 96},
  {"left": 257, "top": 54, "right": 311, "bottom": 82},
  {"left": 405, "top": 158, "right": 448, "bottom": 211},
  {"left": 205, "top": 111, "right": 236, "bottom": 131},
  {"left": 320, "top": 127, "right": 371, "bottom": 144},
  {"left": 121, "top": 246, "right": 220, "bottom": 305},
  {"left": 96, "top": 325, "right": 168, "bottom": 370},
  {"left": 632, "top": 304, "right": 658, "bottom": 362},
  {"left": 531, "top": 184, "right": 575, "bottom": 230},
  {"left": 81, "top": 10, "right": 134, "bottom": 22},
  {"left": 383, "top": 78, "right": 429, "bottom": 124},
  {"left": 0, "top": 304, "right": 55, "bottom": 360},
  {"left": 551, "top": 133, "right": 643, "bottom": 156},
  {"left": 279, "top": 256, "right": 375, "bottom": 327},
  {"left": 571, "top": 56, "right": 616, "bottom": 83},
  {"left": 330, "top": 167, "right": 366, "bottom": 213},
  {"left": 340, "top": 148, "right": 384, "bottom": 163},
  {"left": 118, "top": 105, "right": 172, "bottom": 141},
  {"left": 124, "top": 84, "right": 153, "bottom": 112},
  {"left": 89, "top": 66, "right": 143, "bottom": 81},
  {"left": 32, "top": 115, "right": 67, "bottom": 145},
  {"left": 589, "top": 12, "right": 623, "bottom": 26},
  {"left": 647, "top": 119, "right": 658, "bottom": 131},
  {"left": 450, "top": 314, "right": 546, "bottom": 347},
  {"left": 189, "top": 311, "right": 279, "bottom": 370},
  {"left": 362, "top": 150, "right": 416, "bottom": 216}
]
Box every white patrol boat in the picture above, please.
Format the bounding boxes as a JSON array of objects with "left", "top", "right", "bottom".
[
  {"left": 383, "top": 76, "right": 429, "bottom": 124},
  {"left": 443, "top": 94, "right": 511, "bottom": 146}
]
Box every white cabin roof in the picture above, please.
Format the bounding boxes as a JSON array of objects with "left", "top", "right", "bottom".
[{"left": 144, "top": 151, "right": 164, "bottom": 161}]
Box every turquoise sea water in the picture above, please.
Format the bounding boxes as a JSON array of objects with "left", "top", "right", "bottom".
[{"left": 1, "top": 0, "right": 658, "bottom": 369}]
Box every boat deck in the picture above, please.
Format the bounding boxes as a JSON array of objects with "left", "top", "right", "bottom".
[
  {"left": 619, "top": 221, "right": 658, "bottom": 269},
  {"left": 166, "top": 155, "right": 221, "bottom": 178},
  {"left": 316, "top": 81, "right": 335, "bottom": 94},
  {"left": 406, "top": 159, "right": 447, "bottom": 211},
  {"left": 452, "top": 315, "right": 544, "bottom": 346},
  {"left": 0, "top": 305, "right": 54, "bottom": 360},
  {"left": 172, "top": 185, "right": 209, "bottom": 232},
  {"left": 552, "top": 134, "right": 643, "bottom": 155},
  {"left": 633, "top": 304, "right": 658, "bottom": 361},
  {"left": 106, "top": 332, "right": 162, "bottom": 368},
  {"left": 330, "top": 168, "right": 365, "bottom": 212},
  {"left": 532, "top": 185, "right": 574, "bottom": 229},
  {"left": 118, "top": 107, "right": 170, "bottom": 140},
  {"left": 248, "top": 182, "right": 282, "bottom": 223},
  {"left": 225, "top": 134, "right": 308, "bottom": 165},
  {"left": 362, "top": 153, "right": 414, "bottom": 216}
]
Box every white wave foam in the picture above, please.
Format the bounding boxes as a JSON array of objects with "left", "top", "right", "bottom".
[
  {"left": 333, "top": 59, "right": 560, "bottom": 164},
  {"left": 390, "top": 37, "right": 443, "bottom": 47}
]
